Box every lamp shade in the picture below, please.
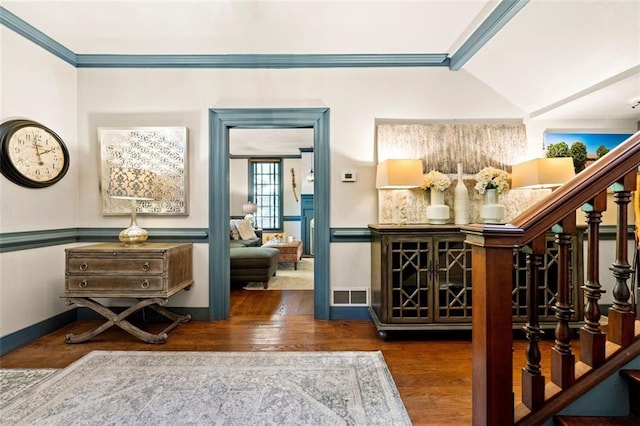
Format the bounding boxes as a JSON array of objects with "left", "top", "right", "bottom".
[
  {"left": 108, "top": 167, "right": 156, "bottom": 200},
  {"left": 511, "top": 157, "right": 575, "bottom": 189},
  {"left": 376, "top": 159, "right": 423, "bottom": 189},
  {"left": 242, "top": 202, "right": 258, "bottom": 214}
]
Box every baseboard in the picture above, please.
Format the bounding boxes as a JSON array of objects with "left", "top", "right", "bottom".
[
  {"left": 330, "top": 306, "right": 371, "bottom": 320},
  {"left": 0, "top": 309, "right": 77, "bottom": 356}
]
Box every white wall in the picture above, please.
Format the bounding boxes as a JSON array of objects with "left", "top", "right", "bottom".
[
  {"left": 0, "top": 29, "right": 79, "bottom": 337},
  {"left": 4, "top": 26, "right": 636, "bottom": 338},
  {"left": 74, "top": 66, "right": 525, "bottom": 300}
]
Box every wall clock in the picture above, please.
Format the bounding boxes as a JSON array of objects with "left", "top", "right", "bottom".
[{"left": 0, "top": 119, "right": 70, "bottom": 188}]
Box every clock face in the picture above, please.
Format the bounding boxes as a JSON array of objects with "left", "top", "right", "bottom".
[{"left": 0, "top": 120, "right": 70, "bottom": 188}]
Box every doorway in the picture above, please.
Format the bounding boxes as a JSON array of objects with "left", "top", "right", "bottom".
[{"left": 208, "top": 107, "right": 330, "bottom": 321}]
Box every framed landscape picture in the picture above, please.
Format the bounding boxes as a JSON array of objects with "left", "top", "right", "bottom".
[{"left": 544, "top": 132, "right": 632, "bottom": 159}]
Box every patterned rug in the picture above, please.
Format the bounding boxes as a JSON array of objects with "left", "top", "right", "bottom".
[
  {"left": 0, "top": 350, "right": 410, "bottom": 425},
  {"left": 244, "top": 258, "right": 314, "bottom": 290}
]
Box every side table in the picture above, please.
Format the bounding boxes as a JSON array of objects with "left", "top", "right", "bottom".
[
  {"left": 262, "top": 239, "right": 303, "bottom": 269},
  {"left": 63, "top": 242, "right": 193, "bottom": 344}
]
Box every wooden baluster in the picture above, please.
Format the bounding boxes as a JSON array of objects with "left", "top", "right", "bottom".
[
  {"left": 608, "top": 171, "right": 636, "bottom": 347},
  {"left": 522, "top": 235, "right": 546, "bottom": 410},
  {"left": 580, "top": 191, "right": 608, "bottom": 367},
  {"left": 551, "top": 212, "right": 576, "bottom": 389}
]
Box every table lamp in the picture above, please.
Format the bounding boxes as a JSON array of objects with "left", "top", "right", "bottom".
[
  {"left": 242, "top": 202, "right": 258, "bottom": 228},
  {"left": 376, "top": 159, "right": 424, "bottom": 224},
  {"left": 108, "top": 167, "right": 156, "bottom": 246},
  {"left": 511, "top": 157, "right": 575, "bottom": 189},
  {"left": 375, "top": 159, "right": 424, "bottom": 189}
]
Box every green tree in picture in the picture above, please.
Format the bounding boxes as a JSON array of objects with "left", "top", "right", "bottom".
[
  {"left": 546, "top": 141, "right": 588, "bottom": 173},
  {"left": 545, "top": 142, "right": 570, "bottom": 158},
  {"left": 570, "top": 141, "right": 587, "bottom": 173},
  {"left": 596, "top": 145, "right": 610, "bottom": 158}
]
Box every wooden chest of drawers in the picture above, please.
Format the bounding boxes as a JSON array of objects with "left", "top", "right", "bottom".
[
  {"left": 65, "top": 242, "right": 193, "bottom": 298},
  {"left": 63, "top": 242, "right": 194, "bottom": 344}
]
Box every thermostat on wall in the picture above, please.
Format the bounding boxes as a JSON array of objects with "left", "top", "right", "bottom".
[{"left": 341, "top": 171, "right": 357, "bottom": 182}]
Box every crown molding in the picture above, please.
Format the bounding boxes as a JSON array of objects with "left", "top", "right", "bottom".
[
  {"left": 450, "top": 0, "right": 529, "bottom": 71},
  {"left": 0, "top": 6, "right": 77, "bottom": 66},
  {"left": 75, "top": 53, "right": 449, "bottom": 69}
]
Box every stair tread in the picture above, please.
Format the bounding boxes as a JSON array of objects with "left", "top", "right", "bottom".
[{"left": 555, "top": 416, "right": 640, "bottom": 426}]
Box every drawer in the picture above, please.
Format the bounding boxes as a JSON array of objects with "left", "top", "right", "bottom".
[
  {"left": 67, "top": 258, "right": 163, "bottom": 275},
  {"left": 66, "top": 276, "right": 164, "bottom": 292}
]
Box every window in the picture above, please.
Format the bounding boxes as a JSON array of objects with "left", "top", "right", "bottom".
[{"left": 249, "top": 159, "right": 282, "bottom": 230}]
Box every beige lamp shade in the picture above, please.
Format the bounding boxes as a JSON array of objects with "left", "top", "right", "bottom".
[
  {"left": 376, "top": 159, "right": 424, "bottom": 189},
  {"left": 108, "top": 168, "right": 156, "bottom": 200},
  {"left": 242, "top": 202, "right": 258, "bottom": 214},
  {"left": 511, "top": 157, "right": 575, "bottom": 189}
]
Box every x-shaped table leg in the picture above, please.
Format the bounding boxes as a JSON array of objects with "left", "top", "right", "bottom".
[{"left": 64, "top": 297, "right": 190, "bottom": 344}]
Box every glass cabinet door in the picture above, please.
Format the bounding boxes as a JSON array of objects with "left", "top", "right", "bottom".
[
  {"left": 388, "top": 239, "right": 432, "bottom": 323},
  {"left": 434, "top": 238, "right": 473, "bottom": 322}
]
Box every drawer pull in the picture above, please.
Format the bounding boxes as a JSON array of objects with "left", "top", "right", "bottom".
[
  {"left": 79, "top": 263, "right": 88, "bottom": 271},
  {"left": 141, "top": 280, "right": 150, "bottom": 289},
  {"left": 79, "top": 280, "right": 88, "bottom": 288},
  {"left": 142, "top": 262, "right": 150, "bottom": 271}
]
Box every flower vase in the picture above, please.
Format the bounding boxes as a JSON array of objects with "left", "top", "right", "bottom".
[
  {"left": 454, "top": 163, "right": 469, "bottom": 225},
  {"left": 479, "top": 188, "right": 505, "bottom": 224},
  {"left": 426, "top": 189, "right": 449, "bottom": 224}
]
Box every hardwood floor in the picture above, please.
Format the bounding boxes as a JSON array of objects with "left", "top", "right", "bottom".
[{"left": 0, "top": 288, "right": 571, "bottom": 425}]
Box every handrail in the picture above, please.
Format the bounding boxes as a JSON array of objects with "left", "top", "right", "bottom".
[{"left": 462, "top": 130, "right": 640, "bottom": 425}]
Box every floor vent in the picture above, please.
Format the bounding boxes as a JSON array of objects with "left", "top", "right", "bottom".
[{"left": 332, "top": 288, "right": 368, "bottom": 305}]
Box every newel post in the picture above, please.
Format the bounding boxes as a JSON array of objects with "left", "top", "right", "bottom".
[{"left": 464, "top": 225, "right": 521, "bottom": 426}]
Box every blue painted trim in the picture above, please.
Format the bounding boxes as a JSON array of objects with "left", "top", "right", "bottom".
[
  {"left": 299, "top": 147, "right": 314, "bottom": 153},
  {"left": 283, "top": 216, "right": 301, "bottom": 222},
  {"left": 449, "top": 0, "right": 530, "bottom": 71},
  {"left": 75, "top": 53, "right": 449, "bottom": 69},
  {"left": 0, "top": 6, "right": 77, "bottom": 66},
  {"left": 210, "top": 108, "right": 331, "bottom": 320},
  {"left": 0, "top": 309, "right": 76, "bottom": 355},
  {"left": 229, "top": 154, "right": 301, "bottom": 159},
  {"left": 0, "top": 228, "right": 209, "bottom": 252},
  {"left": 331, "top": 228, "right": 372, "bottom": 243},
  {"left": 0, "top": 228, "right": 77, "bottom": 253},
  {"left": 329, "top": 306, "right": 371, "bottom": 320}
]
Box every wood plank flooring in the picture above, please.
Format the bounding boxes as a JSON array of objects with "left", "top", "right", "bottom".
[{"left": 0, "top": 289, "right": 572, "bottom": 425}]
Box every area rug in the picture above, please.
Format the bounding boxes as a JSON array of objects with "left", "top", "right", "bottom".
[
  {"left": 0, "top": 369, "right": 58, "bottom": 406},
  {"left": 0, "top": 350, "right": 411, "bottom": 425},
  {"left": 244, "top": 258, "right": 314, "bottom": 291}
]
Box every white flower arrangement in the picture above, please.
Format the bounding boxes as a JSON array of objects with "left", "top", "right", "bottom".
[
  {"left": 474, "top": 166, "right": 510, "bottom": 194},
  {"left": 421, "top": 170, "right": 452, "bottom": 192}
]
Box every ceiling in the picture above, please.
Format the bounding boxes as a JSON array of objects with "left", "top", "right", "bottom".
[{"left": 3, "top": 1, "right": 639, "bottom": 149}]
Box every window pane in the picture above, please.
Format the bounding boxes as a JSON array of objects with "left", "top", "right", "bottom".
[{"left": 251, "top": 160, "right": 281, "bottom": 230}]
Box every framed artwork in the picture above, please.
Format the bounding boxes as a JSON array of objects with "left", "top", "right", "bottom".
[
  {"left": 543, "top": 132, "right": 632, "bottom": 158},
  {"left": 99, "top": 127, "right": 188, "bottom": 215}
]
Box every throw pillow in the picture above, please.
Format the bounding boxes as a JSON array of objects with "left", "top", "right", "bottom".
[
  {"left": 236, "top": 219, "right": 258, "bottom": 240},
  {"left": 230, "top": 220, "right": 240, "bottom": 240}
]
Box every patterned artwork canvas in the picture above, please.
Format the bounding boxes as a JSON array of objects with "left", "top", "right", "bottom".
[
  {"left": 99, "top": 127, "right": 188, "bottom": 215},
  {"left": 375, "top": 122, "right": 544, "bottom": 224}
]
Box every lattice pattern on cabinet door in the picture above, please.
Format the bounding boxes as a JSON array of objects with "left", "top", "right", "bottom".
[
  {"left": 390, "top": 240, "right": 431, "bottom": 321},
  {"left": 436, "top": 239, "right": 473, "bottom": 321},
  {"left": 512, "top": 237, "right": 577, "bottom": 323}
]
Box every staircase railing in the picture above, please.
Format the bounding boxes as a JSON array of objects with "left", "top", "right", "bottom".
[{"left": 462, "top": 131, "right": 640, "bottom": 425}]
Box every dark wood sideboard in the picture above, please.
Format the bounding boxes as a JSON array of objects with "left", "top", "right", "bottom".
[{"left": 368, "top": 224, "right": 584, "bottom": 339}]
